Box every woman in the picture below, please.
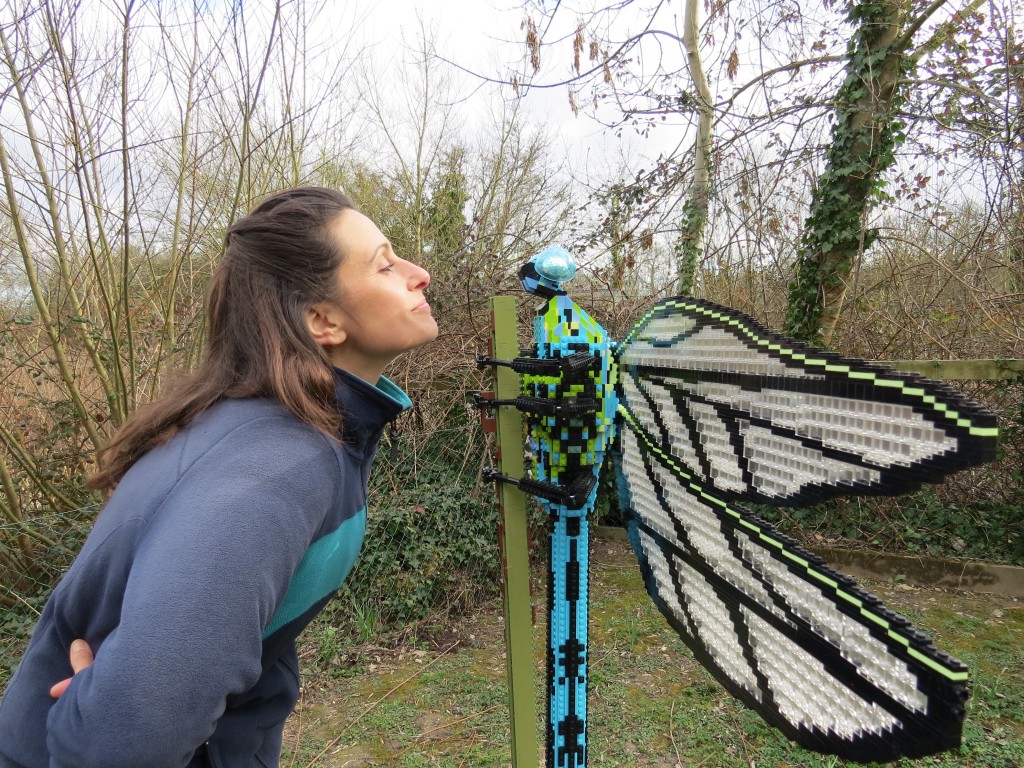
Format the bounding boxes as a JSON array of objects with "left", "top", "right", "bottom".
[{"left": 0, "top": 187, "right": 437, "bottom": 767}]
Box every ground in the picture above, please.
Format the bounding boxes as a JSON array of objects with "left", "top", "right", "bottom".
[{"left": 282, "top": 537, "right": 1024, "bottom": 768}]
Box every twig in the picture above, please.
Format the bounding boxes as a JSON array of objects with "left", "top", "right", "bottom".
[
  {"left": 669, "top": 700, "right": 682, "bottom": 765},
  {"left": 301, "top": 640, "right": 460, "bottom": 767},
  {"left": 414, "top": 704, "right": 500, "bottom": 740},
  {"left": 287, "top": 686, "right": 304, "bottom": 768},
  {"left": 725, "top": 702, "right": 753, "bottom": 767},
  {"left": 5, "top": 589, "right": 41, "bottom": 617}
]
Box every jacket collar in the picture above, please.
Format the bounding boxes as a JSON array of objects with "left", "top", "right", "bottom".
[{"left": 333, "top": 368, "right": 412, "bottom": 448}]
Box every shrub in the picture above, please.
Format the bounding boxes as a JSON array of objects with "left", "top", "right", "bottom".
[{"left": 322, "top": 448, "right": 502, "bottom": 645}]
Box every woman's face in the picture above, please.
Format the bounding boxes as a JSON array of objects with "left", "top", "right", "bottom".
[{"left": 312, "top": 208, "right": 438, "bottom": 382}]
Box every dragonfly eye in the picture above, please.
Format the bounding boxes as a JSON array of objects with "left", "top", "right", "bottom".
[
  {"left": 533, "top": 246, "right": 577, "bottom": 286},
  {"left": 518, "top": 246, "right": 578, "bottom": 296}
]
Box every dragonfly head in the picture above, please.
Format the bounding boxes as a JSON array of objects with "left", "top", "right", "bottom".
[{"left": 519, "top": 246, "right": 577, "bottom": 297}]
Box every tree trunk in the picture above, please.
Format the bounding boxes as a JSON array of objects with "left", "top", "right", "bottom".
[
  {"left": 785, "top": 0, "right": 916, "bottom": 345},
  {"left": 675, "top": 0, "right": 714, "bottom": 295}
]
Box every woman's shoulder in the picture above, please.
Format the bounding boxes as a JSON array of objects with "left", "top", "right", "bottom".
[
  {"left": 106, "top": 397, "right": 346, "bottom": 540},
  {"left": 177, "top": 397, "right": 343, "bottom": 470}
]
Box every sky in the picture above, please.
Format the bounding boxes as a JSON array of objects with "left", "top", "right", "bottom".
[
  {"left": 345, "top": 0, "right": 686, "bottom": 175},
  {"left": 353, "top": 1, "right": 581, "bottom": 122}
]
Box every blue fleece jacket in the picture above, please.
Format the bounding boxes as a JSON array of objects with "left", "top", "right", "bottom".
[{"left": 0, "top": 369, "right": 410, "bottom": 768}]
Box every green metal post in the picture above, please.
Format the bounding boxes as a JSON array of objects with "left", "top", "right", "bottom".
[{"left": 489, "top": 296, "right": 540, "bottom": 768}]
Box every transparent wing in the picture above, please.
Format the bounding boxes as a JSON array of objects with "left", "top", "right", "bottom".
[
  {"left": 613, "top": 296, "right": 997, "bottom": 761},
  {"left": 616, "top": 297, "right": 997, "bottom": 506},
  {"left": 616, "top": 420, "right": 969, "bottom": 761}
]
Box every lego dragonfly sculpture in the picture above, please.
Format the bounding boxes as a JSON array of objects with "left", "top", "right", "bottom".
[{"left": 475, "top": 247, "right": 998, "bottom": 767}]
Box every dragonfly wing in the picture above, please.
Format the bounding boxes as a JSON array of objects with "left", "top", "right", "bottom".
[
  {"left": 612, "top": 296, "right": 995, "bottom": 761},
  {"left": 615, "top": 421, "right": 969, "bottom": 761},
  {"left": 615, "top": 297, "right": 997, "bottom": 506}
]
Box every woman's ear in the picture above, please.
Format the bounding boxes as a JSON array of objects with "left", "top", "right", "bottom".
[{"left": 306, "top": 303, "right": 347, "bottom": 348}]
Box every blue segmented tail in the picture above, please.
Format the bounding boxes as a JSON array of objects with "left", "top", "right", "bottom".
[{"left": 523, "top": 291, "right": 617, "bottom": 768}]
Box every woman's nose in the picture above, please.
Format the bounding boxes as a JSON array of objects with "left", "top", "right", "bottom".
[{"left": 408, "top": 261, "right": 430, "bottom": 289}]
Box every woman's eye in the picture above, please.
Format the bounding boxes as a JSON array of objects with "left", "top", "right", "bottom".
[{"left": 380, "top": 263, "right": 395, "bottom": 273}]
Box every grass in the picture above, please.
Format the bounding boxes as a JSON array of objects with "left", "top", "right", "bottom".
[{"left": 282, "top": 538, "right": 1024, "bottom": 767}]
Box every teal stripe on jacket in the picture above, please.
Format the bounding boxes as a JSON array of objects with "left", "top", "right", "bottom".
[{"left": 262, "top": 508, "right": 367, "bottom": 639}]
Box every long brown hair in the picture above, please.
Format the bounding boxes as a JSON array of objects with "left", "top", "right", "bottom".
[{"left": 90, "top": 187, "right": 356, "bottom": 491}]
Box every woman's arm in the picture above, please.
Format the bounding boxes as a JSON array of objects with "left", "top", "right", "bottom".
[{"left": 45, "top": 415, "right": 341, "bottom": 768}]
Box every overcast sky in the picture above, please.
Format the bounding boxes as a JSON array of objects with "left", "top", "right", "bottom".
[{"left": 346, "top": 0, "right": 685, "bottom": 174}]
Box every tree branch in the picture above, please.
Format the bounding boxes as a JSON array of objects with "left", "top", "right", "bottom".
[{"left": 891, "top": 0, "right": 952, "bottom": 55}]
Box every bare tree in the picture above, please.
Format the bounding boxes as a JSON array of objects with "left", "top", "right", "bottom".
[{"left": 0, "top": 0, "right": 364, "bottom": 570}]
